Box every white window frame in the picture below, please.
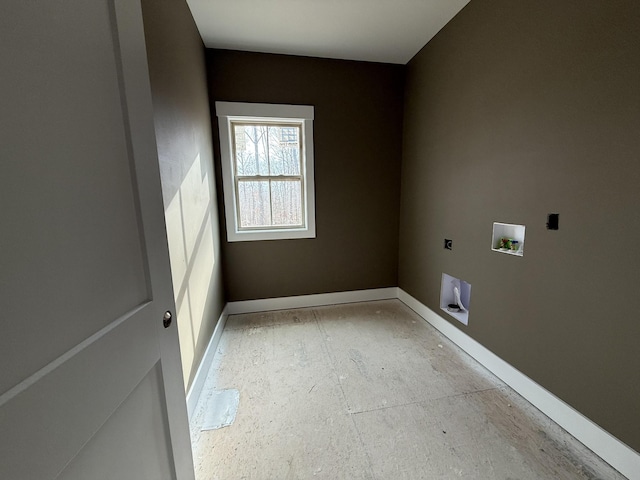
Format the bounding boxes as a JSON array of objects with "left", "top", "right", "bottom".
[{"left": 216, "top": 101, "right": 316, "bottom": 242}]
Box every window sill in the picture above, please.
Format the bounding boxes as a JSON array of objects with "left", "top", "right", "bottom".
[{"left": 227, "top": 226, "right": 316, "bottom": 242}]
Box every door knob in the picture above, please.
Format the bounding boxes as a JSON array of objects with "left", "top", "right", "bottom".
[{"left": 163, "top": 311, "right": 172, "bottom": 328}]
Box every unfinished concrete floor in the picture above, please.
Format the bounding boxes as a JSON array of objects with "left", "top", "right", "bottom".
[{"left": 190, "top": 300, "right": 624, "bottom": 479}]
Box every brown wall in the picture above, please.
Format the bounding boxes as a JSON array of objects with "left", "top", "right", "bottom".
[
  {"left": 142, "top": 0, "right": 225, "bottom": 390},
  {"left": 399, "top": 0, "right": 640, "bottom": 451},
  {"left": 207, "top": 50, "right": 404, "bottom": 302}
]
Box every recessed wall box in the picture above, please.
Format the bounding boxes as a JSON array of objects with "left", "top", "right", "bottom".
[
  {"left": 440, "top": 273, "right": 471, "bottom": 325},
  {"left": 491, "top": 222, "right": 525, "bottom": 257}
]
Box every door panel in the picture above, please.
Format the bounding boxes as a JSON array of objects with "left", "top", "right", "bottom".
[
  {"left": 1, "top": 0, "right": 148, "bottom": 394},
  {"left": 59, "top": 364, "right": 174, "bottom": 480},
  {"left": 0, "top": 0, "right": 194, "bottom": 479},
  {"left": 1, "top": 305, "right": 158, "bottom": 478}
]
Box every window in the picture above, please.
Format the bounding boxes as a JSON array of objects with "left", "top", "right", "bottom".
[
  {"left": 280, "top": 127, "right": 297, "bottom": 143},
  {"left": 216, "top": 102, "right": 315, "bottom": 242}
]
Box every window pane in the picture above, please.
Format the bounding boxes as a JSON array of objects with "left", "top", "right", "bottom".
[
  {"left": 234, "top": 124, "right": 269, "bottom": 176},
  {"left": 267, "top": 126, "right": 300, "bottom": 176},
  {"left": 237, "top": 180, "right": 270, "bottom": 228},
  {"left": 271, "top": 180, "right": 302, "bottom": 226}
]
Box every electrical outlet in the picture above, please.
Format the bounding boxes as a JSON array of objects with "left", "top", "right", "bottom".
[
  {"left": 444, "top": 239, "right": 452, "bottom": 250},
  {"left": 547, "top": 213, "right": 559, "bottom": 230}
]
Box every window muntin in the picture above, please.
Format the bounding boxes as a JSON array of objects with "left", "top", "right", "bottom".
[{"left": 216, "top": 102, "right": 315, "bottom": 242}]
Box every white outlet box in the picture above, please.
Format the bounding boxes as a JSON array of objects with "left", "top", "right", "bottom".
[
  {"left": 491, "top": 222, "right": 525, "bottom": 257},
  {"left": 440, "top": 273, "right": 471, "bottom": 325}
]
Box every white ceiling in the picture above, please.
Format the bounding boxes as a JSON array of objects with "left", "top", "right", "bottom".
[{"left": 186, "top": 0, "right": 471, "bottom": 65}]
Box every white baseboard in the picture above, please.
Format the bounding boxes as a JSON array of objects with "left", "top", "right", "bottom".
[
  {"left": 397, "top": 288, "right": 640, "bottom": 480},
  {"left": 226, "top": 287, "right": 399, "bottom": 315},
  {"left": 186, "top": 305, "right": 228, "bottom": 419}
]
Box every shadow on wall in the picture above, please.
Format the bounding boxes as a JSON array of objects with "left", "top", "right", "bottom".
[{"left": 162, "top": 151, "right": 216, "bottom": 389}]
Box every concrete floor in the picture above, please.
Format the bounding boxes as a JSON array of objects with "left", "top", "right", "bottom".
[{"left": 190, "top": 300, "right": 625, "bottom": 479}]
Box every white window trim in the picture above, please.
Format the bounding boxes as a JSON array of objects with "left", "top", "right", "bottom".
[{"left": 216, "top": 101, "right": 316, "bottom": 242}]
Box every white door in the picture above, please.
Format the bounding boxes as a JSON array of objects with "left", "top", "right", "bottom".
[{"left": 0, "top": 1, "right": 194, "bottom": 479}]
